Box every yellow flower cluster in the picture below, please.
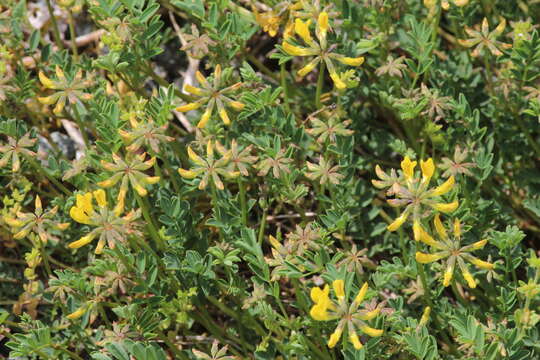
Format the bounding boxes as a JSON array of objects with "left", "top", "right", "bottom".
[
  {"left": 176, "top": 65, "right": 244, "bottom": 128},
  {"left": 68, "top": 189, "right": 140, "bottom": 254},
  {"left": 310, "top": 280, "right": 383, "bottom": 350},
  {"left": 374, "top": 156, "right": 458, "bottom": 233},
  {"left": 415, "top": 215, "right": 494, "bottom": 288},
  {"left": 282, "top": 12, "right": 365, "bottom": 89}
]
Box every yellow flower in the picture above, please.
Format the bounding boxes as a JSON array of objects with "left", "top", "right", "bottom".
[
  {"left": 310, "top": 281, "right": 383, "bottom": 350},
  {"left": 414, "top": 215, "right": 494, "bottom": 288},
  {"left": 178, "top": 141, "right": 240, "bottom": 190},
  {"left": 67, "top": 306, "right": 87, "bottom": 320},
  {"left": 175, "top": 65, "right": 244, "bottom": 128},
  {"left": 374, "top": 156, "right": 459, "bottom": 232},
  {"left": 98, "top": 153, "right": 159, "bottom": 215},
  {"left": 37, "top": 66, "right": 93, "bottom": 115},
  {"left": 280, "top": 12, "right": 366, "bottom": 90},
  {"left": 68, "top": 190, "right": 141, "bottom": 254}
]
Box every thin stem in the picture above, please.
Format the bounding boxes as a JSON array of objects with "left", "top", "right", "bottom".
[
  {"left": 67, "top": 12, "right": 79, "bottom": 60},
  {"left": 315, "top": 61, "right": 325, "bottom": 109},
  {"left": 44, "top": 0, "right": 63, "bottom": 49},
  {"left": 210, "top": 182, "right": 223, "bottom": 241},
  {"left": 135, "top": 193, "right": 165, "bottom": 250},
  {"left": 257, "top": 208, "right": 267, "bottom": 246},
  {"left": 37, "top": 238, "right": 52, "bottom": 278},
  {"left": 238, "top": 178, "right": 247, "bottom": 226}
]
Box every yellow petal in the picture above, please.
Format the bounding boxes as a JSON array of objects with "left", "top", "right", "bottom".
[
  {"left": 327, "top": 327, "right": 342, "bottom": 348},
  {"left": 419, "top": 306, "right": 431, "bottom": 326},
  {"left": 360, "top": 325, "right": 383, "bottom": 337},
  {"left": 332, "top": 279, "right": 345, "bottom": 299},
  {"left": 197, "top": 108, "right": 212, "bottom": 128},
  {"left": 38, "top": 95, "right": 56, "bottom": 104},
  {"left": 38, "top": 71, "right": 55, "bottom": 88},
  {"left": 318, "top": 12, "right": 329, "bottom": 34},
  {"left": 387, "top": 212, "right": 408, "bottom": 232},
  {"left": 268, "top": 235, "right": 282, "bottom": 250},
  {"left": 358, "top": 307, "right": 380, "bottom": 321},
  {"left": 432, "top": 201, "right": 459, "bottom": 213},
  {"left": 470, "top": 258, "right": 494, "bottom": 270},
  {"left": 420, "top": 158, "right": 434, "bottom": 182},
  {"left": 401, "top": 156, "right": 417, "bottom": 180},
  {"left": 470, "top": 239, "right": 487, "bottom": 250},
  {"left": 310, "top": 303, "right": 331, "bottom": 321},
  {"left": 93, "top": 189, "right": 107, "bottom": 207},
  {"left": 229, "top": 101, "right": 245, "bottom": 111},
  {"left": 329, "top": 72, "right": 346, "bottom": 90},
  {"left": 432, "top": 176, "right": 455, "bottom": 196},
  {"left": 68, "top": 234, "right": 94, "bottom": 249},
  {"left": 67, "top": 306, "right": 86, "bottom": 320},
  {"left": 282, "top": 41, "right": 311, "bottom": 56},
  {"left": 219, "top": 108, "right": 231, "bottom": 125},
  {"left": 349, "top": 332, "right": 363, "bottom": 350},
  {"left": 184, "top": 84, "right": 203, "bottom": 96},
  {"left": 455, "top": 0, "right": 469, "bottom": 6},
  {"left": 453, "top": 218, "right": 461, "bottom": 238},
  {"left": 463, "top": 271, "right": 476, "bottom": 288},
  {"left": 144, "top": 176, "right": 160, "bottom": 185},
  {"left": 69, "top": 207, "right": 90, "bottom": 224},
  {"left": 178, "top": 168, "right": 198, "bottom": 179},
  {"left": 295, "top": 18, "right": 312, "bottom": 44},
  {"left": 434, "top": 214, "right": 447, "bottom": 239},
  {"left": 176, "top": 102, "right": 202, "bottom": 112},
  {"left": 354, "top": 282, "right": 368, "bottom": 304},
  {"left": 338, "top": 56, "right": 365, "bottom": 66},
  {"left": 298, "top": 61, "right": 317, "bottom": 77},
  {"left": 415, "top": 251, "right": 445, "bottom": 263},
  {"left": 133, "top": 182, "right": 148, "bottom": 197},
  {"left": 443, "top": 266, "right": 454, "bottom": 287},
  {"left": 187, "top": 146, "right": 205, "bottom": 166}
]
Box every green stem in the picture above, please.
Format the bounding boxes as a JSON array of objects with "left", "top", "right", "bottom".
[
  {"left": 246, "top": 54, "right": 279, "bottom": 82},
  {"left": 67, "top": 12, "right": 79, "bottom": 60},
  {"left": 315, "top": 61, "right": 325, "bottom": 109},
  {"left": 257, "top": 208, "right": 267, "bottom": 246},
  {"left": 44, "top": 0, "right": 63, "bottom": 49},
  {"left": 416, "top": 242, "right": 434, "bottom": 308},
  {"left": 24, "top": 155, "right": 71, "bottom": 196},
  {"left": 210, "top": 182, "right": 223, "bottom": 241},
  {"left": 238, "top": 178, "right": 247, "bottom": 226},
  {"left": 280, "top": 63, "right": 290, "bottom": 112},
  {"left": 37, "top": 238, "right": 52, "bottom": 278},
  {"left": 135, "top": 193, "right": 165, "bottom": 250},
  {"left": 398, "top": 227, "right": 408, "bottom": 266}
]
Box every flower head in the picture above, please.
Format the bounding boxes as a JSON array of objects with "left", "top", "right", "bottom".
[
  {"left": 415, "top": 215, "right": 494, "bottom": 288},
  {"left": 178, "top": 140, "right": 239, "bottom": 190},
  {"left": 97, "top": 153, "right": 159, "bottom": 215},
  {"left": 176, "top": 65, "right": 244, "bottom": 128},
  {"left": 373, "top": 156, "right": 459, "bottom": 232},
  {"left": 0, "top": 133, "right": 36, "bottom": 172},
  {"left": 458, "top": 17, "right": 511, "bottom": 57},
  {"left": 281, "top": 12, "right": 365, "bottom": 89},
  {"left": 305, "top": 156, "right": 344, "bottom": 185},
  {"left": 118, "top": 117, "right": 173, "bottom": 153},
  {"left": 5, "top": 195, "right": 69, "bottom": 243},
  {"left": 37, "top": 66, "right": 93, "bottom": 114},
  {"left": 68, "top": 189, "right": 141, "bottom": 254},
  {"left": 310, "top": 280, "right": 383, "bottom": 350}
]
